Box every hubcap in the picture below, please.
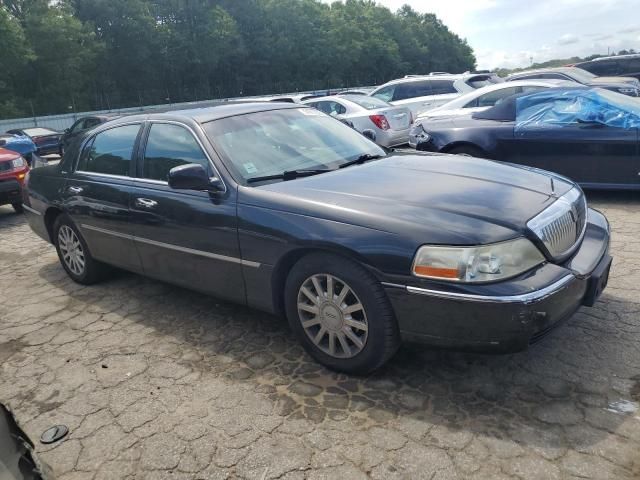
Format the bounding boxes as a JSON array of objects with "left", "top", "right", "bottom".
[
  {"left": 58, "top": 225, "right": 85, "bottom": 276},
  {"left": 297, "top": 274, "right": 368, "bottom": 359}
]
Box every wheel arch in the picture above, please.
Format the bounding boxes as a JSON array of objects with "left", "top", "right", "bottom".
[
  {"left": 44, "top": 206, "right": 64, "bottom": 243},
  {"left": 270, "top": 245, "right": 383, "bottom": 317},
  {"left": 441, "top": 141, "right": 489, "bottom": 157}
]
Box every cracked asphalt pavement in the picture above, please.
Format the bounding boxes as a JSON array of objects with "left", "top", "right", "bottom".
[{"left": 1, "top": 191, "right": 639, "bottom": 479}]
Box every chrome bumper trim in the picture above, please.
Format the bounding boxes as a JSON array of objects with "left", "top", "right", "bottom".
[
  {"left": 22, "top": 205, "right": 42, "bottom": 216},
  {"left": 81, "top": 224, "right": 260, "bottom": 268},
  {"left": 382, "top": 274, "right": 575, "bottom": 304}
]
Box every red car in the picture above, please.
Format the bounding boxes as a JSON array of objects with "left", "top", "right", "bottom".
[{"left": 0, "top": 147, "right": 29, "bottom": 213}]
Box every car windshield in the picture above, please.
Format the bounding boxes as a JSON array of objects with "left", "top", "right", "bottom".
[
  {"left": 567, "top": 68, "right": 597, "bottom": 83},
  {"left": 203, "top": 108, "right": 385, "bottom": 183},
  {"left": 343, "top": 95, "right": 390, "bottom": 109}
]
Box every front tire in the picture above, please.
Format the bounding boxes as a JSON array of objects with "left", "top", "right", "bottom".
[
  {"left": 53, "top": 214, "right": 110, "bottom": 284},
  {"left": 285, "top": 253, "right": 400, "bottom": 374}
]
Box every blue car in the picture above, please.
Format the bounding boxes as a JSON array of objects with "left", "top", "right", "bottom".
[{"left": 0, "top": 134, "right": 37, "bottom": 164}]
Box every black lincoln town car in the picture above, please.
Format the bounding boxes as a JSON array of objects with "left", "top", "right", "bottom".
[{"left": 22, "top": 102, "right": 612, "bottom": 373}]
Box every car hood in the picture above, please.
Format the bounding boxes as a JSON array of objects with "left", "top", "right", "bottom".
[
  {"left": 243, "top": 153, "right": 574, "bottom": 246},
  {"left": 0, "top": 148, "right": 20, "bottom": 162}
]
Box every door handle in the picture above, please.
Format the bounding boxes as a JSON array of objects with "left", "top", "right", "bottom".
[
  {"left": 67, "top": 186, "right": 84, "bottom": 194},
  {"left": 135, "top": 198, "right": 158, "bottom": 209}
]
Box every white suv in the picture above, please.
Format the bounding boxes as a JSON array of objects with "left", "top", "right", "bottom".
[{"left": 369, "top": 72, "right": 503, "bottom": 116}]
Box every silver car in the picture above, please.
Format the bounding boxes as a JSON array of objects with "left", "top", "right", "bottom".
[
  {"left": 414, "top": 79, "right": 577, "bottom": 121},
  {"left": 368, "top": 72, "right": 503, "bottom": 117},
  {"left": 303, "top": 95, "right": 412, "bottom": 147}
]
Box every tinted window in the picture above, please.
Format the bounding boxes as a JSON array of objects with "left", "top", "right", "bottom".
[
  {"left": 78, "top": 124, "right": 139, "bottom": 176},
  {"left": 371, "top": 85, "right": 395, "bottom": 102},
  {"left": 314, "top": 101, "right": 346, "bottom": 116},
  {"left": 393, "top": 81, "right": 431, "bottom": 100},
  {"left": 69, "top": 120, "right": 84, "bottom": 134},
  {"left": 467, "top": 87, "right": 519, "bottom": 108},
  {"left": 142, "top": 123, "right": 210, "bottom": 181},
  {"left": 585, "top": 60, "right": 619, "bottom": 76},
  {"left": 429, "top": 80, "right": 457, "bottom": 95}
]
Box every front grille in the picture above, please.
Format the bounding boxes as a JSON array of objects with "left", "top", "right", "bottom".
[{"left": 527, "top": 187, "right": 587, "bottom": 261}]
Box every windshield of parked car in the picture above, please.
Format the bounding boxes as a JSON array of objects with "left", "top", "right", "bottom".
[
  {"left": 203, "top": 108, "right": 385, "bottom": 183},
  {"left": 343, "top": 95, "right": 390, "bottom": 110}
]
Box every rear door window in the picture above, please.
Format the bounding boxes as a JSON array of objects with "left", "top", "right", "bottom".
[
  {"left": 429, "top": 80, "right": 457, "bottom": 95},
  {"left": 393, "top": 81, "right": 432, "bottom": 101},
  {"left": 141, "top": 123, "right": 210, "bottom": 182},
  {"left": 77, "top": 124, "right": 140, "bottom": 176}
]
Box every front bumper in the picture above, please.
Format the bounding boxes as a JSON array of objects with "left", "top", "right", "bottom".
[
  {"left": 0, "top": 178, "right": 22, "bottom": 206},
  {"left": 384, "top": 208, "right": 611, "bottom": 353}
]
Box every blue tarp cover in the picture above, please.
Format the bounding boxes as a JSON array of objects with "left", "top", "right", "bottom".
[{"left": 515, "top": 88, "right": 640, "bottom": 131}]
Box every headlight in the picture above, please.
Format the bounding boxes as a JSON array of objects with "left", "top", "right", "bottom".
[
  {"left": 412, "top": 238, "right": 545, "bottom": 283},
  {"left": 11, "top": 157, "right": 26, "bottom": 169}
]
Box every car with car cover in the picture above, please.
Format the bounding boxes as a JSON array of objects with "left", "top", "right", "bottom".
[
  {"left": 22, "top": 102, "right": 612, "bottom": 373},
  {"left": 410, "top": 87, "right": 640, "bottom": 190},
  {"left": 6, "top": 127, "right": 62, "bottom": 157}
]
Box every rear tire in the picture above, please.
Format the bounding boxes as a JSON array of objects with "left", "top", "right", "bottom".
[
  {"left": 53, "top": 214, "right": 111, "bottom": 284},
  {"left": 447, "top": 145, "right": 487, "bottom": 158},
  {"left": 12, "top": 203, "right": 23, "bottom": 213},
  {"left": 285, "top": 253, "right": 400, "bottom": 374}
]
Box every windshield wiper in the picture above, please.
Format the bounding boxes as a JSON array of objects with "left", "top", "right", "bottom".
[
  {"left": 339, "top": 153, "right": 384, "bottom": 169},
  {"left": 246, "top": 168, "right": 333, "bottom": 184}
]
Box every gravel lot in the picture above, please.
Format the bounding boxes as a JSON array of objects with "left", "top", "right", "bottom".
[{"left": 1, "top": 192, "right": 639, "bottom": 479}]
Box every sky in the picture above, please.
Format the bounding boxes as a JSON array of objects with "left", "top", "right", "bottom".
[{"left": 328, "top": 0, "right": 640, "bottom": 70}]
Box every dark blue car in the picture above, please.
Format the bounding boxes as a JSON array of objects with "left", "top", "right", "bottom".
[{"left": 410, "top": 87, "right": 640, "bottom": 189}]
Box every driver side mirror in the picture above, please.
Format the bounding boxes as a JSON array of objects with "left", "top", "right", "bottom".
[
  {"left": 64, "top": 128, "right": 71, "bottom": 134},
  {"left": 168, "top": 164, "right": 223, "bottom": 192}
]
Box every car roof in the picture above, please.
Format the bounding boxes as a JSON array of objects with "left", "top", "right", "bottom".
[
  {"left": 101, "top": 101, "right": 304, "bottom": 127},
  {"left": 508, "top": 67, "right": 580, "bottom": 77},
  {"left": 580, "top": 54, "right": 640, "bottom": 62}
]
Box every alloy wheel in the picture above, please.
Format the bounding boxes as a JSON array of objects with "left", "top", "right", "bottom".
[
  {"left": 297, "top": 274, "right": 368, "bottom": 358},
  {"left": 58, "top": 225, "right": 85, "bottom": 276}
]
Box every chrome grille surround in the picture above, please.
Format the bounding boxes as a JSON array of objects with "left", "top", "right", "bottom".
[{"left": 527, "top": 187, "right": 587, "bottom": 262}]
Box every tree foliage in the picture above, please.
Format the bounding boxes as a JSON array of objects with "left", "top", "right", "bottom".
[{"left": 0, "top": 0, "right": 476, "bottom": 118}]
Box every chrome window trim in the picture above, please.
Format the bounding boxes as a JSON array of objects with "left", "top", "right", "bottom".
[
  {"left": 73, "top": 121, "right": 143, "bottom": 174},
  {"left": 382, "top": 274, "right": 575, "bottom": 304},
  {"left": 142, "top": 120, "right": 227, "bottom": 193},
  {"left": 22, "top": 204, "right": 42, "bottom": 216},
  {"left": 80, "top": 224, "right": 259, "bottom": 268},
  {"left": 75, "top": 170, "right": 131, "bottom": 180}
]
